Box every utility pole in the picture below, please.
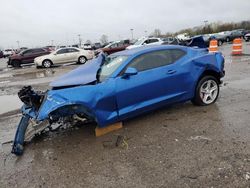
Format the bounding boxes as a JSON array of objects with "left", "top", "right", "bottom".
[
  {"left": 130, "top": 29, "right": 134, "bottom": 41},
  {"left": 78, "top": 34, "right": 81, "bottom": 47},
  {"left": 203, "top": 20, "right": 208, "bottom": 34},
  {"left": 204, "top": 20, "right": 208, "bottom": 27},
  {"left": 16, "top": 41, "right": 20, "bottom": 49},
  {"left": 144, "top": 30, "right": 148, "bottom": 37}
]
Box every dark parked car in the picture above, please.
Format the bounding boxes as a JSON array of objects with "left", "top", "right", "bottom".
[
  {"left": 202, "top": 34, "right": 224, "bottom": 46},
  {"left": 98, "top": 41, "right": 130, "bottom": 55},
  {"left": 92, "top": 43, "right": 102, "bottom": 50},
  {"left": 225, "top": 30, "right": 244, "bottom": 42},
  {"left": 12, "top": 45, "right": 225, "bottom": 155},
  {"left": 162, "top": 37, "right": 175, "bottom": 44},
  {"left": 8, "top": 48, "right": 50, "bottom": 67},
  {"left": 0, "top": 50, "right": 3, "bottom": 58}
]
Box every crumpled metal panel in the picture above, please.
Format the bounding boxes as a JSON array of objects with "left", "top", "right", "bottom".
[
  {"left": 38, "top": 80, "right": 118, "bottom": 127},
  {"left": 50, "top": 53, "right": 104, "bottom": 88}
]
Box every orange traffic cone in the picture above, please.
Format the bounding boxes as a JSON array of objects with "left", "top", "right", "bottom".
[
  {"left": 232, "top": 38, "right": 243, "bottom": 55},
  {"left": 209, "top": 39, "right": 218, "bottom": 53}
]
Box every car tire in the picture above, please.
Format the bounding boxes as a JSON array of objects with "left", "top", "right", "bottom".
[
  {"left": 42, "top": 60, "right": 52, "bottom": 68},
  {"left": 78, "top": 56, "right": 87, "bottom": 64},
  {"left": 218, "top": 40, "right": 223, "bottom": 46},
  {"left": 12, "top": 60, "right": 21, "bottom": 68},
  {"left": 192, "top": 76, "right": 220, "bottom": 106},
  {"left": 226, "top": 37, "right": 230, "bottom": 42}
]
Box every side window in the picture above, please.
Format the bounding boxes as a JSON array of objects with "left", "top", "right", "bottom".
[
  {"left": 32, "top": 49, "right": 45, "bottom": 53},
  {"left": 143, "top": 40, "right": 150, "bottom": 44},
  {"left": 117, "top": 43, "right": 124, "bottom": 47},
  {"left": 110, "top": 43, "right": 118, "bottom": 48},
  {"left": 68, "top": 48, "right": 79, "bottom": 52},
  {"left": 22, "top": 50, "right": 33, "bottom": 55},
  {"left": 57, "top": 49, "right": 68, "bottom": 54},
  {"left": 128, "top": 49, "right": 186, "bottom": 72},
  {"left": 148, "top": 39, "right": 159, "bottom": 43},
  {"left": 170, "top": 49, "right": 186, "bottom": 62}
]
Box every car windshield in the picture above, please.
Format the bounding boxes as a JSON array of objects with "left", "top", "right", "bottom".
[
  {"left": 98, "top": 55, "right": 128, "bottom": 82},
  {"left": 134, "top": 39, "right": 144, "bottom": 45},
  {"left": 104, "top": 42, "right": 118, "bottom": 48}
]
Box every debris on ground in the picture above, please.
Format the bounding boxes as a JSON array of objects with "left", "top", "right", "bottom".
[
  {"left": 245, "top": 172, "right": 250, "bottom": 180},
  {"left": 188, "top": 136, "right": 212, "bottom": 141},
  {"left": 103, "top": 135, "right": 128, "bottom": 149}
]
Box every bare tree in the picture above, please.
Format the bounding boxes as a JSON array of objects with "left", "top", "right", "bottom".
[
  {"left": 85, "top": 40, "right": 92, "bottom": 44},
  {"left": 100, "top": 35, "right": 108, "bottom": 44},
  {"left": 152, "top": 29, "right": 162, "bottom": 37}
]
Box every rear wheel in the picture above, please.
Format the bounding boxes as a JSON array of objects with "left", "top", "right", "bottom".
[
  {"left": 42, "top": 60, "right": 52, "bottom": 68},
  {"left": 192, "top": 76, "right": 219, "bottom": 106},
  {"left": 78, "top": 56, "right": 87, "bottom": 64},
  {"left": 218, "top": 40, "right": 223, "bottom": 46}
]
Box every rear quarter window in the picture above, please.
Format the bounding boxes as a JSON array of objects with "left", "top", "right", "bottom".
[{"left": 128, "top": 49, "right": 186, "bottom": 72}]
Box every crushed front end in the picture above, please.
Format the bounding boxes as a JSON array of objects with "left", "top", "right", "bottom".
[
  {"left": 12, "top": 86, "right": 46, "bottom": 155},
  {"left": 12, "top": 85, "right": 95, "bottom": 155}
]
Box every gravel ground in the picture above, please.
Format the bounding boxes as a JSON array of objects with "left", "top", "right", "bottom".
[{"left": 0, "top": 43, "right": 250, "bottom": 188}]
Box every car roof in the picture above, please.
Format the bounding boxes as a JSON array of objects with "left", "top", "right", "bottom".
[{"left": 112, "top": 45, "right": 188, "bottom": 56}]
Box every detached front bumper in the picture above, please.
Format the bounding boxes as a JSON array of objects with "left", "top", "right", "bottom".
[{"left": 11, "top": 87, "right": 46, "bottom": 155}]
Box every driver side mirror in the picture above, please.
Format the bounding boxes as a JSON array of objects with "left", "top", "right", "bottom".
[{"left": 122, "top": 67, "right": 138, "bottom": 78}]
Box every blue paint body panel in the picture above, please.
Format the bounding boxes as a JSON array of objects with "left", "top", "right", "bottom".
[{"left": 21, "top": 45, "right": 225, "bottom": 127}]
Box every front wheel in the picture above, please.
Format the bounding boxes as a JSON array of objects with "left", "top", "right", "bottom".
[
  {"left": 78, "top": 56, "right": 87, "bottom": 64},
  {"left": 192, "top": 76, "right": 220, "bottom": 106},
  {"left": 12, "top": 60, "right": 21, "bottom": 68},
  {"left": 42, "top": 60, "right": 52, "bottom": 68},
  {"left": 218, "top": 40, "right": 223, "bottom": 46}
]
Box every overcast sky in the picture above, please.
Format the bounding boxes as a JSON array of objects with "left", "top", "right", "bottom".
[{"left": 0, "top": 0, "right": 249, "bottom": 48}]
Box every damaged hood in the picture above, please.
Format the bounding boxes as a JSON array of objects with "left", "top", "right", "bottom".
[{"left": 50, "top": 54, "right": 104, "bottom": 87}]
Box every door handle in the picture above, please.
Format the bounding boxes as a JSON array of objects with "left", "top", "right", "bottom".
[{"left": 167, "top": 70, "right": 176, "bottom": 74}]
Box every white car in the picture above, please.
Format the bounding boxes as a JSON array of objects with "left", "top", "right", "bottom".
[
  {"left": 176, "top": 33, "right": 191, "bottom": 40},
  {"left": 244, "top": 33, "right": 250, "bottom": 42},
  {"left": 83, "top": 43, "right": 92, "bottom": 50},
  {"left": 35, "top": 47, "right": 94, "bottom": 68},
  {"left": 126, "top": 37, "right": 163, "bottom": 50},
  {"left": 3, "top": 49, "right": 14, "bottom": 58}
]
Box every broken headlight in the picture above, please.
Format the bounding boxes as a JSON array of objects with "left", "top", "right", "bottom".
[{"left": 18, "top": 86, "right": 45, "bottom": 110}]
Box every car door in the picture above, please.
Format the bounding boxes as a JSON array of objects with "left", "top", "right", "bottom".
[
  {"left": 109, "top": 43, "right": 122, "bottom": 54},
  {"left": 148, "top": 39, "right": 160, "bottom": 45},
  {"left": 115, "top": 42, "right": 126, "bottom": 52},
  {"left": 31, "top": 48, "right": 47, "bottom": 60},
  {"left": 21, "top": 49, "right": 35, "bottom": 64},
  {"left": 54, "top": 48, "right": 70, "bottom": 64},
  {"left": 115, "top": 49, "right": 191, "bottom": 119},
  {"left": 67, "top": 48, "right": 79, "bottom": 62}
]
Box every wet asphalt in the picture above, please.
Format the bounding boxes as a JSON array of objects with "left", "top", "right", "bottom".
[{"left": 0, "top": 43, "right": 250, "bottom": 188}]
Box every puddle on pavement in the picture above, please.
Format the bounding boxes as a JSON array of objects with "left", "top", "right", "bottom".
[
  {"left": 13, "top": 69, "right": 55, "bottom": 79},
  {"left": 0, "top": 95, "right": 22, "bottom": 114},
  {"left": 0, "top": 69, "right": 56, "bottom": 84}
]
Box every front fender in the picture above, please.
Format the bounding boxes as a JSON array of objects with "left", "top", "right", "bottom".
[
  {"left": 36, "top": 81, "right": 118, "bottom": 127},
  {"left": 37, "top": 85, "right": 98, "bottom": 121}
]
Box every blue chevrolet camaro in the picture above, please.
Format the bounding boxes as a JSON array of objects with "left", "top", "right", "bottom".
[{"left": 12, "top": 45, "right": 225, "bottom": 155}]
